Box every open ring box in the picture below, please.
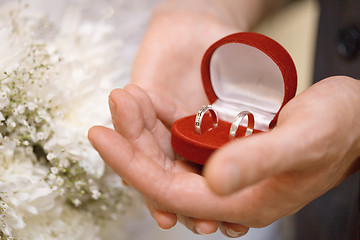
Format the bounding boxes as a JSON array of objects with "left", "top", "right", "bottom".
[{"left": 171, "top": 32, "right": 297, "bottom": 165}]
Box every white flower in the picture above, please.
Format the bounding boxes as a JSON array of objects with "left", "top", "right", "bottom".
[
  {"left": 0, "top": 113, "right": 4, "bottom": 122},
  {"left": 0, "top": 1, "right": 139, "bottom": 239},
  {"left": 26, "top": 102, "right": 37, "bottom": 111},
  {"left": 91, "top": 189, "right": 101, "bottom": 200},
  {"left": 0, "top": 28, "right": 28, "bottom": 72},
  {"left": 73, "top": 199, "right": 81, "bottom": 207},
  {"left": 14, "top": 105, "right": 25, "bottom": 115},
  {"left": 0, "top": 156, "right": 57, "bottom": 238}
]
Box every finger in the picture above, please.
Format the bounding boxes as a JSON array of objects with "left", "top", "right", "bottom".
[
  {"left": 88, "top": 126, "right": 171, "bottom": 196},
  {"left": 147, "top": 91, "right": 189, "bottom": 128},
  {"left": 108, "top": 88, "right": 167, "bottom": 164},
  {"left": 145, "top": 201, "right": 177, "bottom": 230},
  {"left": 88, "top": 125, "right": 271, "bottom": 225},
  {"left": 219, "top": 222, "right": 248, "bottom": 238},
  {"left": 88, "top": 126, "right": 211, "bottom": 214},
  {"left": 177, "top": 215, "right": 197, "bottom": 234},
  {"left": 177, "top": 215, "right": 217, "bottom": 235},
  {"left": 124, "top": 84, "right": 175, "bottom": 158},
  {"left": 124, "top": 84, "right": 157, "bottom": 131},
  {"left": 203, "top": 127, "right": 303, "bottom": 195},
  {"left": 203, "top": 80, "right": 356, "bottom": 196},
  {"left": 192, "top": 218, "right": 218, "bottom": 235},
  {"left": 109, "top": 88, "right": 144, "bottom": 140}
]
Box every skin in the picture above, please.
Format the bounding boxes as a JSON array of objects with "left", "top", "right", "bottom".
[
  {"left": 88, "top": 0, "right": 360, "bottom": 238},
  {"left": 89, "top": 77, "right": 360, "bottom": 237}
]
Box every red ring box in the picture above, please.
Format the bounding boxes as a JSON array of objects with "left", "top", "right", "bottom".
[{"left": 171, "top": 32, "right": 297, "bottom": 165}]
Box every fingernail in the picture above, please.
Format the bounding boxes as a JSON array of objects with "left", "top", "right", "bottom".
[
  {"left": 195, "top": 227, "right": 208, "bottom": 235},
  {"left": 109, "top": 96, "right": 116, "bottom": 119},
  {"left": 226, "top": 228, "right": 244, "bottom": 238},
  {"left": 157, "top": 223, "right": 169, "bottom": 231}
]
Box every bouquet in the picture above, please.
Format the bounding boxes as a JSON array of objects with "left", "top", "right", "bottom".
[{"left": 0, "top": 2, "right": 137, "bottom": 239}]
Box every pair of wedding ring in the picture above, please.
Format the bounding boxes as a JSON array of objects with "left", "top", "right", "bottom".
[{"left": 194, "top": 105, "right": 254, "bottom": 138}]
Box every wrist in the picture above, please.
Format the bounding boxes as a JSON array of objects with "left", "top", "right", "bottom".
[
  {"left": 349, "top": 78, "right": 360, "bottom": 170},
  {"left": 308, "top": 77, "right": 360, "bottom": 178},
  {"left": 353, "top": 80, "right": 360, "bottom": 172},
  {"left": 335, "top": 77, "right": 360, "bottom": 174},
  {"left": 147, "top": 1, "right": 240, "bottom": 55},
  {"left": 154, "top": 0, "right": 248, "bottom": 31},
  {"left": 155, "top": 0, "right": 287, "bottom": 31}
]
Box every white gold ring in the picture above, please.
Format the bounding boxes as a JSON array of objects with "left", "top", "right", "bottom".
[
  {"left": 195, "top": 105, "right": 219, "bottom": 134},
  {"left": 229, "top": 111, "right": 255, "bottom": 139}
]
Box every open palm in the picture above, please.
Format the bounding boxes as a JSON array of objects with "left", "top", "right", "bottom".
[
  {"left": 89, "top": 85, "right": 246, "bottom": 235},
  {"left": 89, "top": 77, "right": 360, "bottom": 237}
]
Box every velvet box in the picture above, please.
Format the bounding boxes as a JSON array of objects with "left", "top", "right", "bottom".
[{"left": 171, "top": 32, "right": 297, "bottom": 165}]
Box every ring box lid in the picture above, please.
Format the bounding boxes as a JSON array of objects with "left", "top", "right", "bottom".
[{"left": 201, "top": 32, "right": 297, "bottom": 131}]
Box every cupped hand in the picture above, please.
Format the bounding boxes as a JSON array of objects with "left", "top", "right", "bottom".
[
  {"left": 89, "top": 84, "right": 249, "bottom": 236},
  {"left": 89, "top": 76, "right": 360, "bottom": 238},
  {"left": 122, "top": 5, "right": 246, "bottom": 235}
]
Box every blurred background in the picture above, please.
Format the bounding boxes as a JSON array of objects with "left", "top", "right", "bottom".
[{"left": 255, "top": 0, "right": 319, "bottom": 94}]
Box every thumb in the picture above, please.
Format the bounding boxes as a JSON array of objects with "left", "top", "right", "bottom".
[{"left": 203, "top": 126, "right": 299, "bottom": 195}]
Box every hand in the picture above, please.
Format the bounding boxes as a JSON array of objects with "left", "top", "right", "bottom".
[
  {"left": 124, "top": 4, "right": 247, "bottom": 235},
  {"left": 118, "top": 2, "right": 276, "bottom": 234},
  {"left": 203, "top": 75, "right": 360, "bottom": 221},
  {"left": 89, "top": 76, "right": 360, "bottom": 237},
  {"left": 130, "top": 1, "right": 238, "bottom": 126},
  {"left": 89, "top": 84, "right": 249, "bottom": 236}
]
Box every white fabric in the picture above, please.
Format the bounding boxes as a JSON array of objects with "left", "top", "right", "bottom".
[{"left": 210, "top": 43, "right": 285, "bottom": 131}]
